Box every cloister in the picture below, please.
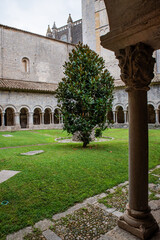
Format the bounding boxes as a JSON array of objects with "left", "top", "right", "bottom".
[
  {"left": 0, "top": 105, "right": 63, "bottom": 130},
  {"left": 0, "top": 103, "right": 159, "bottom": 131}
]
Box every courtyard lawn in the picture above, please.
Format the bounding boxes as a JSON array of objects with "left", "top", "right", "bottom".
[
  {"left": 0, "top": 129, "right": 160, "bottom": 239},
  {"left": 0, "top": 129, "right": 71, "bottom": 148}
]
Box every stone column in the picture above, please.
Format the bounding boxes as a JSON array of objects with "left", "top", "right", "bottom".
[
  {"left": 124, "top": 110, "right": 127, "bottom": 124},
  {"left": 1, "top": 112, "right": 5, "bottom": 127},
  {"left": 113, "top": 111, "right": 117, "bottom": 123},
  {"left": 51, "top": 112, "right": 54, "bottom": 124},
  {"left": 155, "top": 109, "right": 159, "bottom": 125},
  {"left": 41, "top": 112, "right": 44, "bottom": 125},
  {"left": 28, "top": 112, "right": 33, "bottom": 128},
  {"left": 115, "top": 43, "right": 158, "bottom": 239},
  {"left": 14, "top": 112, "right": 20, "bottom": 128},
  {"left": 50, "top": 113, "right": 52, "bottom": 124}
]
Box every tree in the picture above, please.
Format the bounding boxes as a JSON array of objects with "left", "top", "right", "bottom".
[{"left": 56, "top": 43, "right": 114, "bottom": 148}]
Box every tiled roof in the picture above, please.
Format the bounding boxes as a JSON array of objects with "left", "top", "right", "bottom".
[{"left": 0, "top": 79, "right": 58, "bottom": 93}]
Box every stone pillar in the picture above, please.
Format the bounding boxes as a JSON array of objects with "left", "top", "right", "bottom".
[
  {"left": 115, "top": 43, "right": 158, "bottom": 239},
  {"left": 50, "top": 113, "right": 52, "bottom": 124},
  {"left": 124, "top": 110, "right": 127, "bottom": 124},
  {"left": 1, "top": 112, "right": 5, "bottom": 127},
  {"left": 155, "top": 109, "right": 159, "bottom": 125},
  {"left": 14, "top": 112, "right": 20, "bottom": 128},
  {"left": 28, "top": 112, "right": 33, "bottom": 128},
  {"left": 113, "top": 111, "right": 117, "bottom": 123},
  {"left": 41, "top": 112, "right": 44, "bottom": 125},
  {"left": 52, "top": 112, "right": 54, "bottom": 124}
]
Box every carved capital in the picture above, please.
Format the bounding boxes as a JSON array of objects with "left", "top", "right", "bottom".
[{"left": 115, "top": 43, "right": 155, "bottom": 91}]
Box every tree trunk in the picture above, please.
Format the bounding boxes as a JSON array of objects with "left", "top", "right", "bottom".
[{"left": 83, "top": 141, "right": 88, "bottom": 148}]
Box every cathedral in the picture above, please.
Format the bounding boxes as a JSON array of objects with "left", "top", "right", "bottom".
[{"left": 0, "top": 0, "right": 159, "bottom": 131}]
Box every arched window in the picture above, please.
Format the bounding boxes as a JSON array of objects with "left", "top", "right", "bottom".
[
  {"left": 33, "top": 108, "right": 41, "bottom": 125},
  {"left": 107, "top": 110, "right": 113, "bottom": 122},
  {"left": 20, "top": 108, "right": 28, "bottom": 128},
  {"left": 54, "top": 108, "right": 60, "bottom": 124},
  {"left": 44, "top": 108, "right": 51, "bottom": 124},
  {"left": 22, "top": 57, "right": 30, "bottom": 73},
  {"left": 117, "top": 106, "right": 124, "bottom": 123},
  {"left": 148, "top": 104, "right": 155, "bottom": 123},
  {"left": 4, "top": 108, "right": 14, "bottom": 126}
]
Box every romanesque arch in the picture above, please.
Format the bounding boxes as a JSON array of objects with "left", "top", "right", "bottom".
[
  {"left": 147, "top": 104, "right": 155, "bottom": 124},
  {"left": 44, "top": 108, "right": 52, "bottom": 124},
  {"left": 107, "top": 110, "right": 113, "bottom": 122},
  {"left": 20, "top": 108, "right": 29, "bottom": 128},
  {"left": 4, "top": 107, "right": 15, "bottom": 126},
  {"left": 116, "top": 106, "right": 124, "bottom": 123},
  {"left": 54, "top": 108, "right": 61, "bottom": 124},
  {"left": 33, "top": 108, "right": 42, "bottom": 125}
]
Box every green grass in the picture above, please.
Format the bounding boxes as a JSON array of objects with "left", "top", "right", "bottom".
[
  {"left": 0, "top": 129, "right": 160, "bottom": 239},
  {"left": 0, "top": 129, "right": 71, "bottom": 148}
]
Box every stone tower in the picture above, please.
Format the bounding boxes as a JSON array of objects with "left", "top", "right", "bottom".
[{"left": 82, "top": 0, "right": 96, "bottom": 51}]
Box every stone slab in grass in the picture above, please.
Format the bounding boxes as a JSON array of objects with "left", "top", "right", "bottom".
[
  {"left": 34, "top": 219, "right": 54, "bottom": 231},
  {"left": 43, "top": 230, "right": 62, "bottom": 240},
  {"left": 6, "top": 226, "right": 33, "bottom": 240},
  {"left": 0, "top": 170, "right": 20, "bottom": 183},
  {"left": 2, "top": 134, "right": 13, "bottom": 137},
  {"left": 20, "top": 150, "right": 44, "bottom": 156}
]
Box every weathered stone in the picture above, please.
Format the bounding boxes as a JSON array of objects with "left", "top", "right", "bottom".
[
  {"left": 6, "top": 227, "right": 33, "bottom": 240},
  {"left": 2, "top": 135, "right": 13, "bottom": 137},
  {"left": 149, "top": 200, "right": 160, "bottom": 211},
  {"left": 20, "top": 150, "right": 44, "bottom": 156},
  {"left": 0, "top": 170, "right": 20, "bottom": 183},
  {"left": 112, "top": 211, "right": 123, "bottom": 218},
  {"left": 34, "top": 219, "right": 53, "bottom": 231},
  {"left": 72, "top": 130, "right": 95, "bottom": 142},
  {"left": 42, "top": 229, "right": 62, "bottom": 240}
]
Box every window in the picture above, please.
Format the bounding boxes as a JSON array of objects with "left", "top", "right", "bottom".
[{"left": 22, "top": 57, "right": 30, "bottom": 73}]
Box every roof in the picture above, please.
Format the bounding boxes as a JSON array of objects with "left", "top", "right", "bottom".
[
  {"left": 0, "top": 24, "right": 75, "bottom": 47},
  {"left": 0, "top": 79, "right": 58, "bottom": 94}
]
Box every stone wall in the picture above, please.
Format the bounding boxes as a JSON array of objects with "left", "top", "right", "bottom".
[
  {"left": 0, "top": 91, "right": 57, "bottom": 113},
  {"left": 82, "top": 0, "right": 96, "bottom": 51},
  {"left": 0, "top": 25, "right": 74, "bottom": 84}
]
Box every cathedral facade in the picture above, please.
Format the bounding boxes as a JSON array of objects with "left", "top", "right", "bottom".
[
  {"left": 0, "top": 0, "right": 159, "bottom": 131},
  {"left": 0, "top": 24, "right": 74, "bottom": 131}
]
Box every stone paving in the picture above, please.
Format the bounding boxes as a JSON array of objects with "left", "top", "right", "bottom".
[
  {"left": 0, "top": 170, "right": 20, "bottom": 184},
  {"left": 6, "top": 165, "right": 160, "bottom": 240},
  {"left": 2, "top": 135, "right": 13, "bottom": 137},
  {"left": 20, "top": 150, "right": 44, "bottom": 156}
]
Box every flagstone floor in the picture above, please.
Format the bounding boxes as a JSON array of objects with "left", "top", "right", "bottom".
[{"left": 6, "top": 165, "right": 160, "bottom": 240}]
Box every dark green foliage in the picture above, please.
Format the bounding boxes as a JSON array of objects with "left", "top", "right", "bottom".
[
  {"left": 56, "top": 43, "right": 114, "bottom": 147},
  {"left": 95, "top": 128, "right": 102, "bottom": 138}
]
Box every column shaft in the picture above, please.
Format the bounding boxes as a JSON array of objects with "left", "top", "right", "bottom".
[
  {"left": 155, "top": 110, "right": 159, "bottom": 124},
  {"left": 14, "top": 113, "right": 20, "bottom": 127},
  {"left": 1, "top": 113, "right": 5, "bottom": 127},
  {"left": 128, "top": 90, "right": 148, "bottom": 210},
  {"left": 124, "top": 111, "right": 127, "bottom": 124},
  {"left": 29, "top": 113, "right": 33, "bottom": 127}
]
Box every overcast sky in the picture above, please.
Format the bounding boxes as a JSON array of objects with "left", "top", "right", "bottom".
[{"left": 0, "top": 0, "right": 82, "bottom": 36}]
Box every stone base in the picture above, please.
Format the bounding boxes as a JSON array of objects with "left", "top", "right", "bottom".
[{"left": 118, "top": 209, "right": 159, "bottom": 240}]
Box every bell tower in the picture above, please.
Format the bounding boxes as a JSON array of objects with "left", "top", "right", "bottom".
[{"left": 82, "top": 0, "right": 96, "bottom": 51}]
